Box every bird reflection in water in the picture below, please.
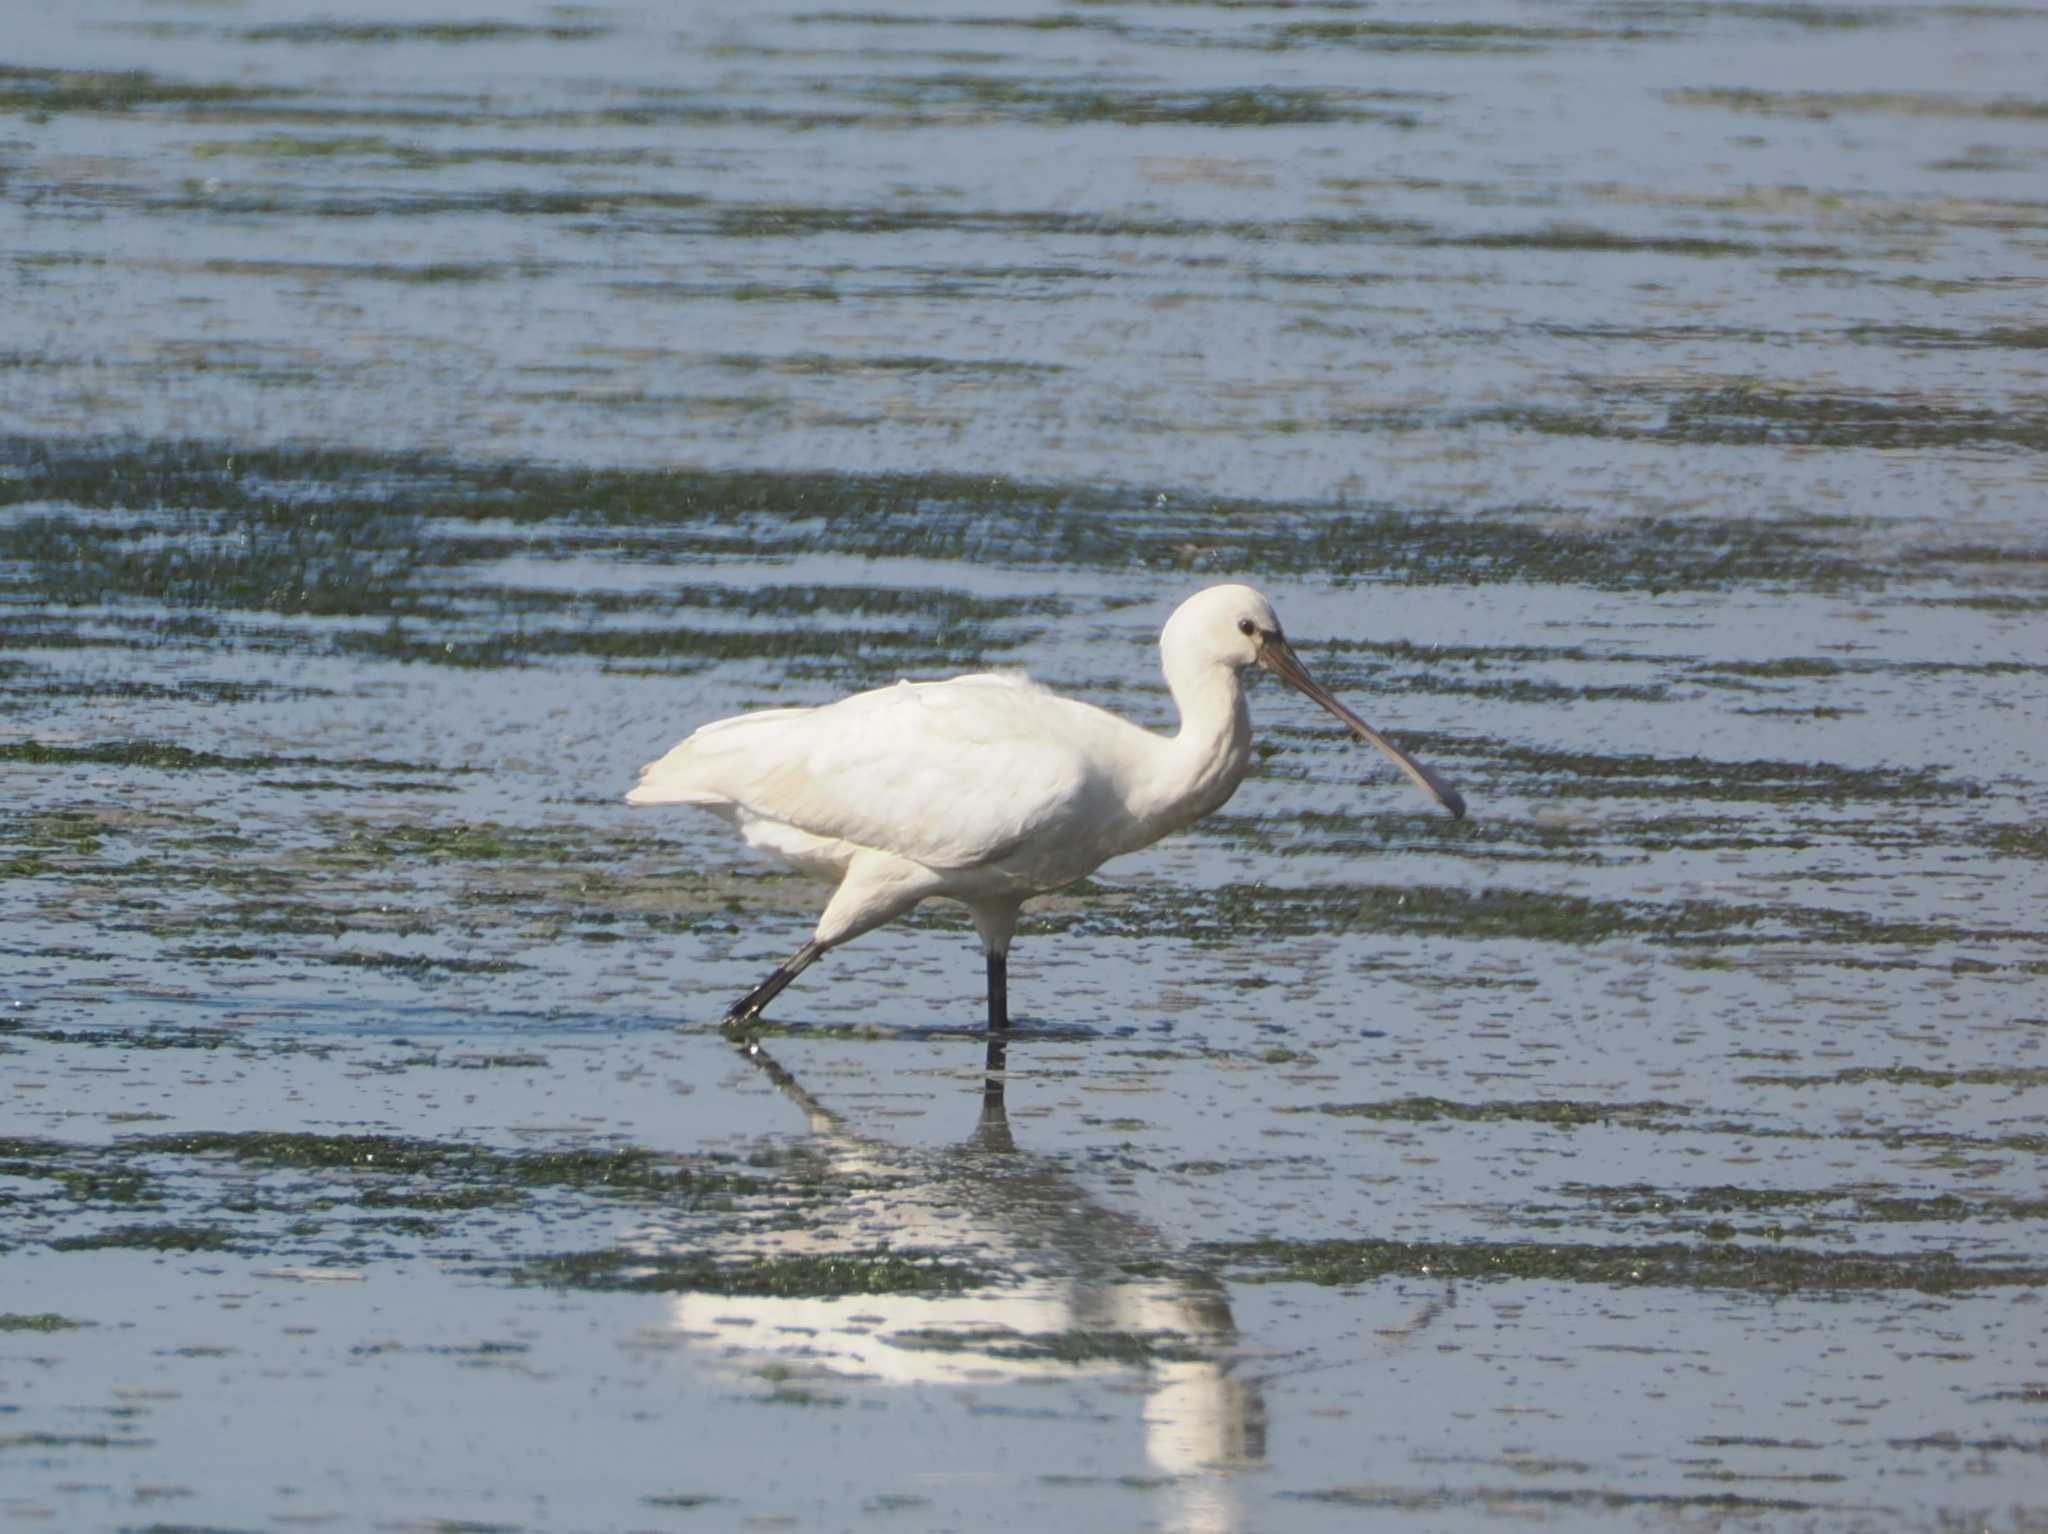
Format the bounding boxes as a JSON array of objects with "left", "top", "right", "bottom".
[{"left": 634, "top": 1036, "right": 1450, "bottom": 1531}]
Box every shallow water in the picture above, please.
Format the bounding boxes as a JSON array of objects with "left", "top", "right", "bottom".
[{"left": 3, "top": 0, "right": 2046, "bottom": 1530}]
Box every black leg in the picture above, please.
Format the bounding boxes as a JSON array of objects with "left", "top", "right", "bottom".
[
  {"left": 722, "top": 939, "right": 824, "bottom": 1028},
  {"left": 986, "top": 950, "right": 1009, "bottom": 1034}
]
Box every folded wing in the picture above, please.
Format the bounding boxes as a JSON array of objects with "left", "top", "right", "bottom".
[{"left": 627, "top": 674, "right": 1116, "bottom": 871}]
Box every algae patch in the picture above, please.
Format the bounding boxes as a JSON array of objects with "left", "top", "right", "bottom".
[
  {"left": 1048, "top": 879, "right": 2037, "bottom": 958},
  {"left": 518, "top": 1246, "right": 991, "bottom": 1296},
  {"left": 0, "top": 437, "right": 1943, "bottom": 645},
  {"left": 1213, "top": 1234, "right": 2048, "bottom": 1296},
  {"left": 0, "top": 739, "right": 457, "bottom": 778},
  {"left": 1670, "top": 86, "right": 2048, "bottom": 121},
  {"left": 240, "top": 19, "right": 610, "bottom": 44},
  {"left": 884, "top": 1327, "right": 1213, "bottom": 1364},
  {"left": 1295, "top": 1097, "right": 1692, "bottom": 1128},
  {"left": 5, "top": 1103, "right": 926, "bottom": 1276},
  {"left": 0, "top": 64, "right": 278, "bottom": 117},
  {"left": 48, "top": 1223, "right": 238, "bottom": 1253},
  {"left": 137, "top": 1130, "right": 766, "bottom": 1199}
]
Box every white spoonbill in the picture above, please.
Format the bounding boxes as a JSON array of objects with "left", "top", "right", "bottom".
[{"left": 626, "top": 583, "right": 1464, "bottom": 1031}]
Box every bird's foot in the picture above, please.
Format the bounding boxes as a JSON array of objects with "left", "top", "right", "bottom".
[
  {"left": 717, "top": 940, "right": 824, "bottom": 1033},
  {"left": 718, "top": 978, "right": 784, "bottom": 1032},
  {"left": 718, "top": 1009, "right": 772, "bottom": 1050}
]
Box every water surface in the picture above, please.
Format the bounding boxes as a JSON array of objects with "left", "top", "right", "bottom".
[{"left": 3, "top": 0, "right": 2046, "bottom": 1529}]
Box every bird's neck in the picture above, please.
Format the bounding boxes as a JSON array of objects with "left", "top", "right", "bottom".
[{"left": 1139, "top": 657, "right": 1253, "bottom": 831}]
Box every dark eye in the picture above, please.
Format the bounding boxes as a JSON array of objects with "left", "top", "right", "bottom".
[{"left": 1237, "top": 618, "right": 1257, "bottom": 637}]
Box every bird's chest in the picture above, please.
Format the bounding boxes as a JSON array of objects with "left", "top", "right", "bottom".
[
  {"left": 1163, "top": 739, "right": 1252, "bottom": 834},
  {"left": 1114, "top": 724, "right": 1253, "bottom": 855}
]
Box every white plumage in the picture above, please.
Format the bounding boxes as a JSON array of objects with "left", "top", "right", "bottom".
[{"left": 628, "top": 583, "right": 1463, "bottom": 1030}]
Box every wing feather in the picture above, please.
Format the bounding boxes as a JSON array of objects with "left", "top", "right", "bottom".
[{"left": 629, "top": 674, "right": 1126, "bottom": 871}]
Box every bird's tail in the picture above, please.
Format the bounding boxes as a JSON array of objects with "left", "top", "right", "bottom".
[{"left": 624, "top": 708, "right": 810, "bottom": 807}]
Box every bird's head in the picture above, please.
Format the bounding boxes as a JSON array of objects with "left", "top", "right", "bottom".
[
  {"left": 1161, "top": 583, "right": 1283, "bottom": 673},
  {"left": 1164, "top": 583, "right": 1467, "bottom": 820}
]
